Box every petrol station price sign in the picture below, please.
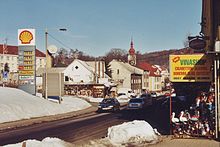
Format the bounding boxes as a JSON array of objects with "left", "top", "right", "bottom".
[
  {"left": 18, "top": 29, "right": 36, "bottom": 94},
  {"left": 169, "top": 54, "right": 212, "bottom": 82}
]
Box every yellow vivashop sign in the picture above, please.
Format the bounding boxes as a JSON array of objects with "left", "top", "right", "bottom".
[{"left": 169, "top": 54, "right": 212, "bottom": 82}]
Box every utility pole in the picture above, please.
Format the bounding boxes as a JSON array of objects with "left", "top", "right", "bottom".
[{"left": 2, "top": 38, "right": 8, "bottom": 87}]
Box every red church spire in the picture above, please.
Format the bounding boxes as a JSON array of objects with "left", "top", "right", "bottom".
[{"left": 129, "top": 38, "right": 135, "bottom": 55}]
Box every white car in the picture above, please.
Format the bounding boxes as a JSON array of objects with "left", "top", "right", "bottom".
[
  {"left": 150, "top": 92, "right": 157, "bottom": 98},
  {"left": 117, "top": 88, "right": 135, "bottom": 98}
]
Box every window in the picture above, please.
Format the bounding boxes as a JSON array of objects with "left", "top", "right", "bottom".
[
  {"left": 65, "top": 76, "right": 69, "bottom": 81},
  {"left": 117, "top": 69, "right": 119, "bottom": 74}
]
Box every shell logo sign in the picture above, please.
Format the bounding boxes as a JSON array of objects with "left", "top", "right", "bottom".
[{"left": 18, "top": 29, "right": 35, "bottom": 46}]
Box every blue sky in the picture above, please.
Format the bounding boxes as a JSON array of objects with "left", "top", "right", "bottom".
[{"left": 0, "top": 0, "right": 202, "bottom": 56}]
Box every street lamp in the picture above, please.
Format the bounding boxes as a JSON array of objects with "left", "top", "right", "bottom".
[{"left": 45, "top": 28, "right": 67, "bottom": 99}]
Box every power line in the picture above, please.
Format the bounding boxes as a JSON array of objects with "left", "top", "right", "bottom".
[{"left": 47, "top": 33, "right": 72, "bottom": 50}]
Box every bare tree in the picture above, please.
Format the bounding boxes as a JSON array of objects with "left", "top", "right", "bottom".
[{"left": 183, "top": 32, "right": 192, "bottom": 48}]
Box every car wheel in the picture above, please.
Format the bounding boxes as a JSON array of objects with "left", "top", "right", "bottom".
[
  {"left": 97, "top": 109, "right": 102, "bottom": 113},
  {"left": 118, "top": 107, "right": 120, "bottom": 111},
  {"left": 112, "top": 107, "right": 117, "bottom": 112}
]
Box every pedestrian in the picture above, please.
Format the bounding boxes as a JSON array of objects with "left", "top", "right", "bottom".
[{"left": 199, "top": 94, "right": 208, "bottom": 121}]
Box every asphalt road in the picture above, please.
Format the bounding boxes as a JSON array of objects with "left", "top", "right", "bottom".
[{"left": 0, "top": 97, "right": 170, "bottom": 146}]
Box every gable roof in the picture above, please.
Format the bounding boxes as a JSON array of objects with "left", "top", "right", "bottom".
[
  {"left": 0, "top": 44, "right": 45, "bottom": 57},
  {"left": 137, "top": 62, "right": 161, "bottom": 77},
  {"left": 67, "top": 59, "right": 110, "bottom": 78},
  {"left": 110, "top": 59, "right": 143, "bottom": 75}
]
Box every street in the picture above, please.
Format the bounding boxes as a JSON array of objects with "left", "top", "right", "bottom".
[{"left": 0, "top": 97, "right": 170, "bottom": 146}]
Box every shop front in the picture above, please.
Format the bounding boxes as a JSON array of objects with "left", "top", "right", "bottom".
[{"left": 169, "top": 54, "right": 215, "bottom": 138}]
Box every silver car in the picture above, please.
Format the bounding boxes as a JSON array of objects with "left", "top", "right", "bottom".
[{"left": 127, "top": 98, "right": 146, "bottom": 109}]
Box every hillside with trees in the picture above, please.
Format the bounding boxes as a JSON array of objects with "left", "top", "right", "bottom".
[{"left": 53, "top": 47, "right": 194, "bottom": 70}]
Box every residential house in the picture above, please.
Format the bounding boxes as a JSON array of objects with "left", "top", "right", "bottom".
[
  {"left": 62, "top": 59, "right": 110, "bottom": 97},
  {"left": 155, "top": 65, "right": 169, "bottom": 90},
  {"left": 137, "top": 62, "right": 162, "bottom": 92},
  {"left": 63, "top": 59, "right": 109, "bottom": 84},
  {"left": 109, "top": 59, "right": 143, "bottom": 94},
  {"left": 0, "top": 44, "right": 45, "bottom": 83}
]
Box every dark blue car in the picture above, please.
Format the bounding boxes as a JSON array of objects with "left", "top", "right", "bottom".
[{"left": 97, "top": 98, "right": 120, "bottom": 112}]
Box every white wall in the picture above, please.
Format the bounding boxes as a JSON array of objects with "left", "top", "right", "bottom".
[
  {"left": 63, "top": 60, "right": 94, "bottom": 83},
  {"left": 110, "top": 60, "right": 131, "bottom": 89}
]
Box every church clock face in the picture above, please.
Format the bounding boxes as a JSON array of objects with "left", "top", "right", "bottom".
[{"left": 129, "top": 60, "right": 135, "bottom": 66}]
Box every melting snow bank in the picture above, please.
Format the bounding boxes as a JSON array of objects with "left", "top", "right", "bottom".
[
  {"left": 107, "top": 120, "right": 161, "bottom": 146},
  {"left": 0, "top": 87, "right": 91, "bottom": 123},
  {"left": 3, "top": 120, "right": 161, "bottom": 147},
  {"left": 3, "top": 137, "right": 72, "bottom": 147},
  {"left": 74, "top": 120, "right": 161, "bottom": 147}
]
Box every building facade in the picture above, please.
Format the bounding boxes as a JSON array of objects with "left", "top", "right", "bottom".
[
  {"left": 109, "top": 59, "right": 143, "bottom": 94},
  {"left": 63, "top": 59, "right": 109, "bottom": 84},
  {"left": 0, "top": 44, "right": 46, "bottom": 81},
  {"left": 137, "top": 62, "right": 162, "bottom": 92}
]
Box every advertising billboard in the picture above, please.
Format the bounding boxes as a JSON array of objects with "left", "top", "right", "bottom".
[{"left": 169, "top": 54, "right": 212, "bottom": 82}]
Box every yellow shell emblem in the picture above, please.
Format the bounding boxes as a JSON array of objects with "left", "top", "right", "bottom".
[{"left": 19, "top": 30, "right": 33, "bottom": 44}]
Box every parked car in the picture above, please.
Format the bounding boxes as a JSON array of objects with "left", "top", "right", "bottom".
[
  {"left": 138, "top": 93, "right": 153, "bottom": 106},
  {"left": 117, "top": 88, "right": 135, "bottom": 98},
  {"left": 97, "top": 98, "right": 120, "bottom": 112},
  {"left": 127, "top": 95, "right": 152, "bottom": 110},
  {"left": 161, "top": 95, "right": 187, "bottom": 114}
]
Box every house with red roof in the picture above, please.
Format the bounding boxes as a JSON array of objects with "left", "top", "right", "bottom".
[
  {"left": 0, "top": 44, "right": 45, "bottom": 82},
  {"left": 136, "top": 62, "right": 162, "bottom": 92}
]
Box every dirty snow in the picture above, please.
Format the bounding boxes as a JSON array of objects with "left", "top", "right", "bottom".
[
  {"left": 3, "top": 137, "right": 72, "bottom": 147},
  {"left": 0, "top": 87, "right": 91, "bottom": 123},
  {"left": 107, "top": 120, "right": 160, "bottom": 146}
]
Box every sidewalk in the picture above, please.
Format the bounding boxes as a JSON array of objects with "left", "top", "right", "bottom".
[
  {"left": 152, "top": 136, "right": 220, "bottom": 147},
  {"left": 0, "top": 106, "right": 97, "bottom": 131}
]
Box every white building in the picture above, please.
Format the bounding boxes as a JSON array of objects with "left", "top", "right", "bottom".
[
  {"left": 63, "top": 59, "right": 109, "bottom": 84},
  {"left": 137, "top": 62, "right": 162, "bottom": 92},
  {"left": 109, "top": 59, "right": 143, "bottom": 94}
]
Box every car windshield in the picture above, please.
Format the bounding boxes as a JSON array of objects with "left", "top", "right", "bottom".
[
  {"left": 129, "top": 98, "right": 143, "bottom": 103},
  {"left": 101, "top": 99, "right": 114, "bottom": 103},
  {"left": 118, "top": 93, "right": 126, "bottom": 96}
]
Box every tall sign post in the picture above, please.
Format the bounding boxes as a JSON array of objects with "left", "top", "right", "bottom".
[
  {"left": 214, "top": 40, "right": 220, "bottom": 139},
  {"left": 18, "top": 29, "right": 36, "bottom": 95}
]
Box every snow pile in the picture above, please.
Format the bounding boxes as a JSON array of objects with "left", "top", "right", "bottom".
[
  {"left": 0, "top": 87, "right": 91, "bottom": 123},
  {"left": 3, "top": 137, "right": 72, "bottom": 147},
  {"left": 107, "top": 120, "right": 160, "bottom": 146},
  {"left": 84, "top": 96, "right": 104, "bottom": 103}
]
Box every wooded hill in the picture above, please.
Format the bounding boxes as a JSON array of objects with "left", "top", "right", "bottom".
[
  {"left": 137, "top": 48, "right": 194, "bottom": 69},
  {"left": 54, "top": 47, "right": 195, "bottom": 70}
]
